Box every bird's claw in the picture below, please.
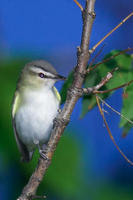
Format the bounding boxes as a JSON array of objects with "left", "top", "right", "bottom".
[{"left": 39, "top": 149, "right": 49, "bottom": 160}]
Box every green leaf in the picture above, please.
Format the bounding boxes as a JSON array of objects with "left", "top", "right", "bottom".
[
  {"left": 121, "top": 123, "right": 133, "bottom": 138},
  {"left": 80, "top": 50, "right": 133, "bottom": 136},
  {"left": 98, "top": 50, "right": 133, "bottom": 89},
  {"left": 80, "top": 71, "right": 100, "bottom": 118},
  {"left": 60, "top": 71, "right": 74, "bottom": 104},
  {"left": 80, "top": 66, "right": 111, "bottom": 118},
  {"left": 120, "top": 83, "right": 133, "bottom": 128}
]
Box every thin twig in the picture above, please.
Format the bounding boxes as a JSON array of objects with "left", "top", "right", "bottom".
[
  {"left": 83, "top": 67, "right": 118, "bottom": 94},
  {"left": 96, "top": 95, "right": 133, "bottom": 165},
  {"left": 88, "top": 43, "right": 106, "bottom": 67},
  {"left": 94, "top": 67, "right": 119, "bottom": 91},
  {"left": 91, "top": 12, "right": 133, "bottom": 53},
  {"left": 94, "top": 79, "right": 133, "bottom": 94},
  {"left": 73, "top": 0, "right": 83, "bottom": 11},
  {"left": 87, "top": 47, "right": 133, "bottom": 73},
  {"left": 97, "top": 95, "right": 133, "bottom": 125}
]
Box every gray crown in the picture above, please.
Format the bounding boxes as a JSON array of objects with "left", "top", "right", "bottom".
[{"left": 25, "top": 60, "right": 57, "bottom": 75}]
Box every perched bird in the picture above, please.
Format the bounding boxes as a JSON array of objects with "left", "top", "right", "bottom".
[{"left": 12, "top": 60, "right": 66, "bottom": 162}]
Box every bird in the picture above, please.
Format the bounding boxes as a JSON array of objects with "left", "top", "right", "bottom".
[{"left": 12, "top": 60, "right": 66, "bottom": 162}]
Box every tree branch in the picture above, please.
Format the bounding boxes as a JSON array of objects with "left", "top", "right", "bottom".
[
  {"left": 73, "top": 0, "right": 83, "bottom": 11},
  {"left": 88, "top": 43, "right": 106, "bottom": 67},
  {"left": 17, "top": 0, "right": 96, "bottom": 199},
  {"left": 90, "top": 12, "right": 133, "bottom": 53},
  {"left": 96, "top": 95, "right": 133, "bottom": 165},
  {"left": 96, "top": 95, "right": 133, "bottom": 125},
  {"left": 93, "top": 67, "right": 118, "bottom": 91},
  {"left": 86, "top": 47, "right": 133, "bottom": 73},
  {"left": 94, "top": 79, "right": 133, "bottom": 94}
]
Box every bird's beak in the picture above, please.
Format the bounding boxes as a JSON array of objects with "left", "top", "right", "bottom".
[{"left": 56, "top": 74, "right": 66, "bottom": 80}]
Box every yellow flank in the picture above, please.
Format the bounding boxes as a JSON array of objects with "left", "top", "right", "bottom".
[
  {"left": 53, "top": 86, "right": 61, "bottom": 103},
  {"left": 12, "top": 91, "right": 21, "bottom": 118}
]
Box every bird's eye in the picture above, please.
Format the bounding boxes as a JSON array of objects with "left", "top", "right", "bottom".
[{"left": 38, "top": 73, "right": 45, "bottom": 78}]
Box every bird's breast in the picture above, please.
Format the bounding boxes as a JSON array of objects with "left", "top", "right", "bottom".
[{"left": 15, "top": 88, "right": 60, "bottom": 150}]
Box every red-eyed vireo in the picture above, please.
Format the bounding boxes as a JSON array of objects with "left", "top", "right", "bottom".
[{"left": 12, "top": 60, "right": 66, "bottom": 162}]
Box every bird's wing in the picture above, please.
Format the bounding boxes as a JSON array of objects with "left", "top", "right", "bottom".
[
  {"left": 12, "top": 91, "right": 31, "bottom": 162},
  {"left": 53, "top": 86, "right": 61, "bottom": 102}
]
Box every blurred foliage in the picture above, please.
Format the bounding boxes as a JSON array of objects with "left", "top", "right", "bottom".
[
  {"left": 61, "top": 50, "right": 133, "bottom": 135},
  {"left": 0, "top": 58, "right": 29, "bottom": 163},
  {"left": 89, "top": 182, "right": 133, "bottom": 200}
]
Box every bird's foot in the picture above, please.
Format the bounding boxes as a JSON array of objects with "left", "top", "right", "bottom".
[{"left": 39, "top": 149, "right": 49, "bottom": 160}]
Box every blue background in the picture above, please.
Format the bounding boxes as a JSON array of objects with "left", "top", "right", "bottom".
[{"left": 0, "top": 0, "right": 133, "bottom": 199}]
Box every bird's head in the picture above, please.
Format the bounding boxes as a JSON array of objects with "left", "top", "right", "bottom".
[{"left": 18, "top": 60, "right": 66, "bottom": 90}]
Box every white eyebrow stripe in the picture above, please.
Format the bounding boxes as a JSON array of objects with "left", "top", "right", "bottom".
[
  {"left": 30, "top": 67, "right": 44, "bottom": 74},
  {"left": 44, "top": 71, "right": 55, "bottom": 77}
]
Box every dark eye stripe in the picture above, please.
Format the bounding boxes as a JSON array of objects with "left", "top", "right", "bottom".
[
  {"left": 38, "top": 72, "right": 55, "bottom": 79},
  {"left": 34, "top": 64, "right": 57, "bottom": 75}
]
